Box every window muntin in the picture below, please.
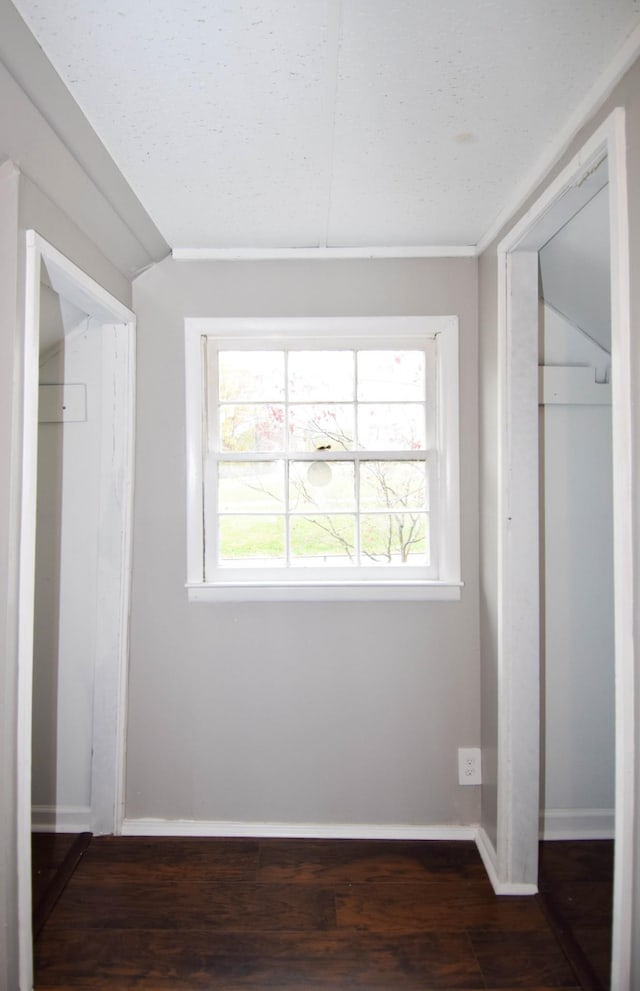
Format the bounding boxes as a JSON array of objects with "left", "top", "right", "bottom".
[
  {"left": 185, "top": 317, "right": 461, "bottom": 600},
  {"left": 205, "top": 343, "right": 435, "bottom": 578}
]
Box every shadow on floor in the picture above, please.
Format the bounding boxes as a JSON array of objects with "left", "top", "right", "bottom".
[
  {"left": 538, "top": 839, "right": 613, "bottom": 991},
  {"left": 32, "top": 831, "right": 92, "bottom": 939}
]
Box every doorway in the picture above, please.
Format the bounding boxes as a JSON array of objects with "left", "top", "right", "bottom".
[
  {"left": 538, "top": 185, "right": 614, "bottom": 845},
  {"left": 33, "top": 288, "right": 108, "bottom": 834},
  {"left": 495, "top": 108, "right": 634, "bottom": 991},
  {"left": 537, "top": 184, "right": 615, "bottom": 985},
  {"left": 17, "top": 231, "right": 135, "bottom": 990}
]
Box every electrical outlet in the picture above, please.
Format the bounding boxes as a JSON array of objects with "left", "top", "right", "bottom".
[{"left": 458, "top": 747, "right": 482, "bottom": 785}]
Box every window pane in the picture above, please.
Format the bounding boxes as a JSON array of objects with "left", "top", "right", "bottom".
[
  {"left": 218, "top": 351, "right": 284, "bottom": 401},
  {"left": 360, "top": 513, "right": 428, "bottom": 564},
  {"left": 219, "top": 404, "right": 285, "bottom": 452},
  {"left": 357, "top": 350, "right": 425, "bottom": 401},
  {"left": 290, "top": 515, "right": 355, "bottom": 565},
  {"left": 288, "top": 351, "right": 354, "bottom": 401},
  {"left": 289, "top": 461, "right": 355, "bottom": 511},
  {"left": 357, "top": 404, "right": 426, "bottom": 450},
  {"left": 218, "top": 515, "right": 284, "bottom": 563},
  {"left": 288, "top": 404, "right": 355, "bottom": 451},
  {"left": 218, "top": 461, "right": 284, "bottom": 512},
  {"left": 359, "top": 461, "right": 427, "bottom": 511}
]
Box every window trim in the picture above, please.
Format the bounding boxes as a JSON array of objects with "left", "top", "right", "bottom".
[{"left": 185, "top": 316, "right": 461, "bottom": 601}]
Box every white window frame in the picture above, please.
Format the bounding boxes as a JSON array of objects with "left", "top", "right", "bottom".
[{"left": 185, "top": 316, "right": 461, "bottom": 602}]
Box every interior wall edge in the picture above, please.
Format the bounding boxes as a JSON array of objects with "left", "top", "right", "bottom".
[
  {"left": 0, "top": 139, "right": 22, "bottom": 991},
  {"left": 476, "top": 25, "right": 640, "bottom": 255},
  {"left": 0, "top": 0, "right": 168, "bottom": 265},
  {"left": 0, "top": 58, "right": 166, "bottom": 283},
  {"left": 540, "top": 808, "right": 615, "bottom": 841},
  {"left": 31, "top": 805, "right": 92, "bottom": 834},
  {"left": 476, "top": 827, "right": 538, "bottom": 896}
]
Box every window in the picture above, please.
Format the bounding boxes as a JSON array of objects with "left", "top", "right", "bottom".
[{"left": 185, "top": 317, "right": 461, "bottom": 601}]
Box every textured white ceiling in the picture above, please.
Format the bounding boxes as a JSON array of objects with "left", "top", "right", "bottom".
[{"left": 10, "top": 0, "right": 640, "bottom": 250}]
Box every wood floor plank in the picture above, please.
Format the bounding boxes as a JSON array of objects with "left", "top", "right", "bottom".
[
  {"left": 539, "top": 841, "right": 614, "bottom": 883},
  {"left": 257, "top": 838, "right": 486, "bottom": 884},
  {"left": 570, "top": 926, "right": 612, "bottom": 989},
  {"left": 541, "top": 880, "right": 613, "bottom": 929},
  {"left": 31, "top": 833, "right": 78, "bottom": 871},
  {"left": 45, "top": 878, "right": 336, "bottom": 932},
  {"left": 468, "top": 930, "right": 579, "bottom": 988},
  {"left": 32, "top": 833, "right": 89, "bottom": 909},
  {"left": 78, "top": 836, "right": 260, "bottom": 882},
  {"left": 336, "top": 881, "right": 548, "bottom": 933},
  {"left": 33, "top": 837, "right": 585, "bottom": 991},
  {"left": 32, "top": 868, "right": 57, "bottom": 906},
  {"left": 35, "top": 929, "right": 486, "bottom": 989},
  {"left": 538, "top": 839, "right": 613, "bottom": 990},
  {"left": 33, "top": 833, "right": 92, "bottom": 940}
]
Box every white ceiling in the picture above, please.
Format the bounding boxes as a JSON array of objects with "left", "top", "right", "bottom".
[{"left": 10, "top": 0, "right": 640, "bottom": 251}]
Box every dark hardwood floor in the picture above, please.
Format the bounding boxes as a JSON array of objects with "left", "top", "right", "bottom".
[
  {"left": 33, "top": 835, "right": 588, "bottom": 990},
  {"left": 538, "top": 840, "right": 614, "bottom": 991},
  {"left": 32, "top": 832, "right": 92, "bottom": 939}
]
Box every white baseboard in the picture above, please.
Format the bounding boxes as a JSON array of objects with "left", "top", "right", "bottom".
[
  {"left": 121, "top": 818, "right": 478, "bottom": 841},
  {"left": 476, "top": 827, "right": 539, "bottom": 895},
  {"left": 540, "top": 808, "right": 615, "bottom": 840},
  {"left": 116, "top": 818, "right": 539, "bottom": 896},
  {"left": 32, "top": 804, "right": 92, "bottom": 833},
  {"left": 475, "top": 826, "right": 499, "bottom": 883}
]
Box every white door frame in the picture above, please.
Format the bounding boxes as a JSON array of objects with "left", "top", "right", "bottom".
[
  {"left": 495, "top": 108, "right": 634, "bottom": 990},
  {"left": 17, "top": 230, "right": 135, "bottom": 990}
]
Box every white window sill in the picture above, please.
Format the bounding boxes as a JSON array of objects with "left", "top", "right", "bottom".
[{"left": 186, "top": 581, "right": 463, "bottom": 603}]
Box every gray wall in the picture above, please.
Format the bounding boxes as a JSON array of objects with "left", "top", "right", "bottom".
[
  {"left": 478, "top": 54, "right": 640, "bottom": 981},
  {"left": 127, "top": 256, "right": 481, "bottom": 828}
]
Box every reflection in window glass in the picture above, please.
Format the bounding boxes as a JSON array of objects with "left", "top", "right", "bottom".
[
  {"left": 218, "top": 515, "right": 285, "bottom": 563},
  {"left": 288, "top": 351, "right": 354, "bottom": 402},
  {"left": 290, "top": 515, "right": 355, "bottom": 564},
  {"left": 289, "top": 461, "right": 355, "bottom": 511},
  {"left": 218, "top": 461, "right": 284, "bottom": 512},
  {"left": 359, "top": 461, "right": 427, "bottom": 511},
  {"left": 219, "top": 404, "right": 285, "bottom": 452},
  {"left": 357, "top": 351, "right": 425, "bottom": 402},
  {"left": 357, "top": 404, "right": 426, "bottom": 451},
  {"left": 218, "top": 351, "right": 284, "bottom": 401},
  {"left": 360, "top": 513, "right": 428, "bottom": 564},
  {"left": 288, "top": 404, "right": 354, "bottom": 451},
  {"left": 192, "top": 323, "right": 456, "bottom": 588}
]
